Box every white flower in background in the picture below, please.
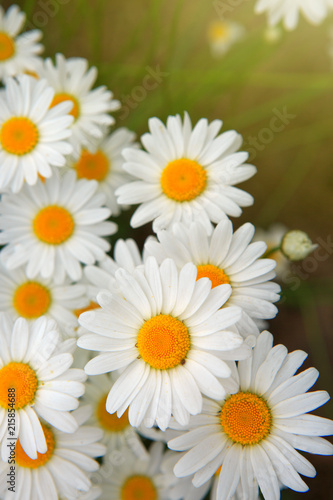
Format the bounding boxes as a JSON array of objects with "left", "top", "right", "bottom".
[
  {"left": 263, "top": 25, "right": 283, "bottom": 43},
  {"left": 169, "top": 331, "right": 333, "bottom": 500},
  {"left": 145, "top": 220, "right": 280, "bottom": 337},
  {"left": 255, "top": 0, "right": 333, "bottom": 31},
  {"left": 0, "top": 171, "right": 117, "bottom": 283},
  {"left": 78, "top": 257, "right": 250, "bottom": 430},
  {"left": 92, "top": 442, "right": 178, "bottom": 500},
  {"left": 208, "top": 20, "right": 245, "bottom": 57},
  {"left": 116, "top": 112, "right": 256, "bottom": 235},
  {"left": 0, "top": 5, "right": 43, "bottom": 80},
  {"left": 281, "top": 230, "right": 318, "bottom": 261},
  {"left": 254, "top": 223, "right": 289, "bottom": 279},
  {"left": 83, "top": 373, "right": 148, "bottom": 458},
  {"left": 0, "top": 405, "right": 105, "bottom": 500},
  {"left": 0, "top": 75, "right": 73, "bottom": 193},
  {"left": 0, "top": 314, "right": 86, "bottom": 460},
  {"left": 0, "top": 260, "right": 88, "bottom": 334},
  {"left": 37, "top": 53, "right": 121, "bottom": 155},
  {"left": 69, "top": 127, "right": 136, "bottom": 216}
]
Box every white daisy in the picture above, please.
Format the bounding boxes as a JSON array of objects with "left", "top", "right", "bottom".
[
  {"left": 37, "top": 53, "right": 121, "bottom": 155},
  {"left": 208, "top": 20, "right": 245, "bottom": 58},
  {"left": 69, "top": 127, "right": 137, "bottom": 216},
  {"left": 0, "top": 75, "right": 73, "bottom": 193},
  {"left": 0, "top": 314, "right": 86, "bottom": 460},
  {"left": 91, "top": 441, "right": 178, "bottom": 500},
  {"left": 145, "top": 220, "right": 280, "bottom": 337},
  {"left": 77, "top": 256, "right": 251, "bottom": 431},
  {"left": 169, "top": 331, "right": 333, "bottom": 500},
  {"left": 0, "top": 405, "right": 105, "bottom": 500},
  {"left": 0, "top": 171, "right": 117, "bottom": 283},
  {"left": 116, "top": 112, "right": 256, "bottom": 235},
  {"left": 83, "top": 373, "right": 148, "bottom": 458},
  {"left": 0, "top": 260, "right": 88, "bottom": 335},
  {"left": 255, "top": 0, "right": 333, "bottom": 30},
  {"left": 0, "top": 5, "right": 43, "bottom": 81}
]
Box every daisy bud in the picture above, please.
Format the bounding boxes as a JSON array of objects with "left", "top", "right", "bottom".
[{"left": 281, "top": 230, "right": 318, "bottom": 261}]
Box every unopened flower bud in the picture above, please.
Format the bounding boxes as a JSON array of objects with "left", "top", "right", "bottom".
[{"left": 281, "top": 230, "right": 318, "bottom": 261}]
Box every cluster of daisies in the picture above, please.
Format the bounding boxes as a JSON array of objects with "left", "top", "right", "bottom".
[{"left": 0, "top": 4, "right": 332, "bottom": 500}]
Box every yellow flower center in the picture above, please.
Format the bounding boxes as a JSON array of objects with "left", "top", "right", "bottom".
[
  {"left": 96, "top": 394, "right": 129, "bottom": 432},
  {"left": 121, "top": 475, "right": 157, "bottom": 500},
  {"left": 0, "top": 117, "right": 39, "bottom": 155},
  {"left": 137, "top": 314, "right": 190, "bottom": 370},
  {"left": 220, "top": 392, "right": 272, "bottom": 446},
  {"left": 160, "top": 158, "right": 207, "bottom": 202},
  {"left": 196, "top": 264, "right": 230, "bottom": 288},
  {"left": 50, "top": 93, "right": 80, "bottom": 120},
  {"left": 13, "top": 281, "right": 51, "bottom": 319},
  {"left": 0, "top": 362, "right": 38, "bottom": 410},
  {"left": 74, "top": 301, "right": 100, "bottom": 318},
  {"left": 33, "top": 205, "right": 75, "bottom": 245},
  {"left": 74, "top": 149, "right": 109, "bottom": 181},
  {"left": 15, "top": 425, "right": 55, "bottom": 468},
  {"left": 0, "top": 32, "right": 15, "bottom": 61},
  {"left": 208, "top": 21, "right": 230, "bottom": 42}
]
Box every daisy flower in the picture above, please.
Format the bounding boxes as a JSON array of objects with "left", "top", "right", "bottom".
[
  {"left": 69, "top": 127, "right": 136, "bottom": 216},
  {"left": 83, "top": 373, "right": 148, "bottom": 458},
  {"left": 37, "top": 53, "right": 121, "bottom": 155},
  {"left": 91, "top": 441, "right": 178, "bottom": 500},
  {"left": 0, "top": 314, "right": 86, "bottom": 460},
  {"left": 208, "top": 20, "right": 245, "bottom": 58},
  {"left": 116, "top": 112, "right": 256, "bottom": 235},
  {"left": 0, "top": 171, "right": 117, "bottom": 283},
  {"left": 0, "top": 405, "right": 105, "bottom": 500},
  {"left": 0, "top": 260, "right": 88, "bottom": 335},
  {"left": 145, "top": 220, "right": 280, "bottom": 337},
  {"left": 255, "top": 0, "right": 333, "bottom": 31},
  {"left": 169, "top": 331, "right": 333, "bottom": 500},
  {"left": 0, "top": 5, "right": 43, "bottom": 81},
  {"left": 0, "top": 75, "right": 73, "bottom": 193},
  {"left": 77, "top": 256, "right": 250, "bottom": 430},
  {"left": 254, "top": 223, "right": 288, "bottom": 280}
]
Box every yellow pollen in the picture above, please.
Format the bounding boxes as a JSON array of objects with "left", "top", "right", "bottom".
[
  {"left": 0, "top": 117, "right": 39, "bottom": 155},
  {"left": 13, "top": 281, "right": 51, "bottom": 319},
  {"left": 0, "top": 362, "right": 38, "bottom": 410},
  {"left": 24, "top": 70, "right": 39, "bottom": 79},
  {"left": 50, "top": 93, "right": 80, "bottom": 120},
  {"left": 33, "top": 205, "right": 75, "bottom": 245},
  {"left": 121, "top": 475, "right": 157, "bottom": 500},
  {"left": 97, "top": 394, "right": 129, "bottom": 432},
  {"left": 74, "top": 301, "right": 100, "bottom": 318},
  {"left": 75, "top": 149, "right": 109, "bottom": 181},
  {"left": 137, "top": 314, "right": 190, "bottom": 370},
  {"left": 0, "top": 32, "right": 15, "bottom": 61},
  {"left": 196, "top": 264, "right": 230, "bottom": 288},
  {"left": 160, "top": 158, "right": 207, "bottom": 202},
  {"left": 220, "top": 392, "right": 272, "bottom": 446},
  {"left": 15, "top": 425, "right": 55, "bottom": 468},
  {"left": 215, "top": 465, "right": 222, "bottom": 476}
]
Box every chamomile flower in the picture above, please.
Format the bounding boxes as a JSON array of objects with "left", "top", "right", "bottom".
[
  {"left": 145, "top": 220, "right": 280, "bottom": 337},
  {"left": 0, "top": 5, "right": 43, "bottom": 80},
  {"left": 255, "top": 0, "right": 333, "bottom": 30},
  {"left": 38, "top": 53, "right": 121, "bottom": 155},
  {"left": 0, "top": 75, "right": 73, "bottom": 193},
  {"left": 169, "top": 331, "right": 333, "bottom": 500},
  {"left": 0, "top": 314, "right": 86, "bottom": 460},
  {"left": 69, "top": 127, "right": 136, "bottom": 216},
  {"left": 208, "top": 20, "right": 245, "bottom": 58},
  {"left": 77, "top": 256, "right": 250, "bottom": 430},
  {"left": 92, "top": 442, "right": 178, "bottom": 500},
  {"left": 0, "top": 405, "right": 105, "bottom": 500},
  {"left": 116, "top": 113, "right": 256, "bottom": 235},
  {"left": 84, "top": 373, "right": 148, "bottom": 458},
  {"left": 0, "top": 171, "right": 117, "bottom": 283},
  {"left": 0, "top": 260, "right": 88, "bottom": 334}
]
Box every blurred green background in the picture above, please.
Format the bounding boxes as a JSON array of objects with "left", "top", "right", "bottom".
[{"left": 7, "top": 0, "right": 333, "bottom": 497}]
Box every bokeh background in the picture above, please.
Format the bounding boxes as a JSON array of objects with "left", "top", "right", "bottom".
[{"left": 5, "top": 0, "right": 333, "bottom": 498}]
